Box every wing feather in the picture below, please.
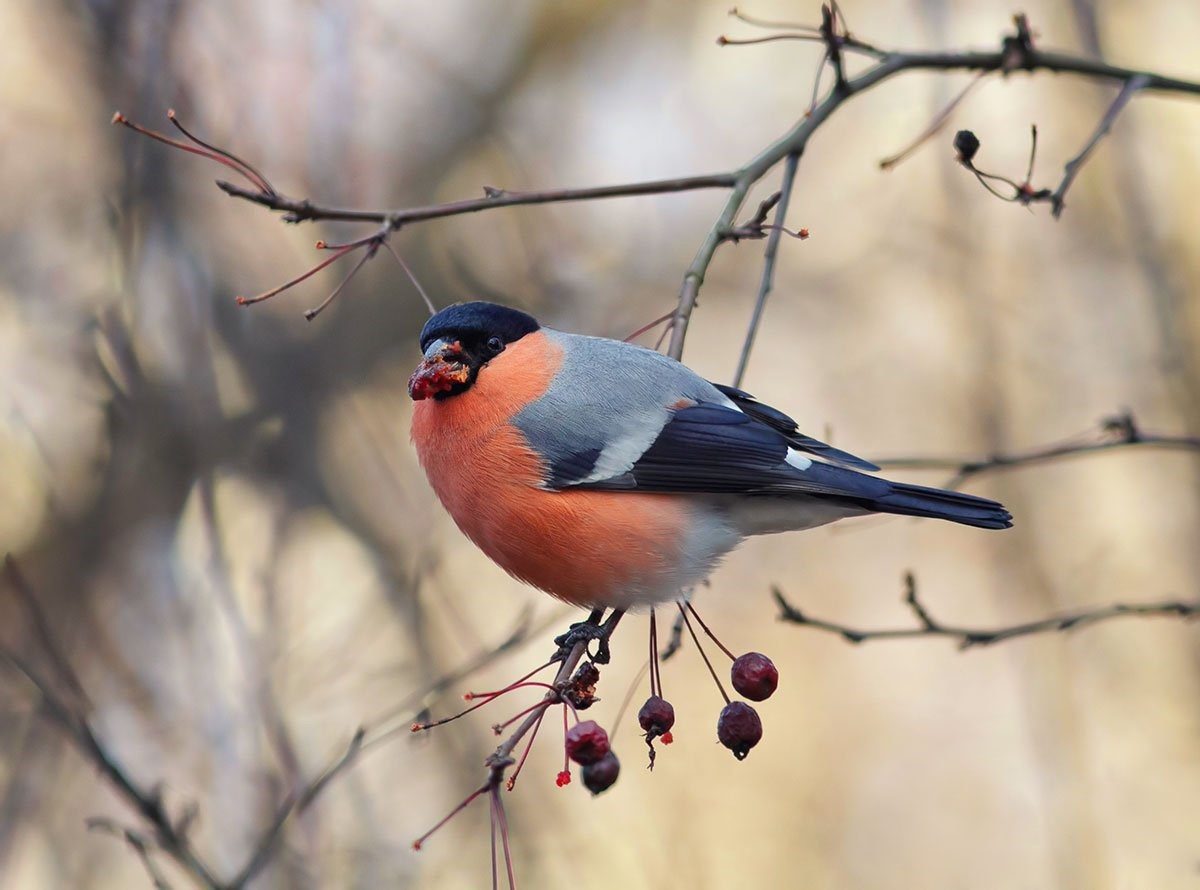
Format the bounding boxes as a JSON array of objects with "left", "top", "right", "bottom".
[{"left": 711, "top": 383, "right": 880, "bottom": 471}]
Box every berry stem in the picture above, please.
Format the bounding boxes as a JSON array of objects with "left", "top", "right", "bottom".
[
  {"left": 648, "top": 609, "right": 662, "bottom": 698},
  {"left": 608, "top": 659, "right": 650, "bottom": 739},
  {"left": 494, "top": 700, "right": 557, "bottom": 735},
  {"left": 111, "top": 112, "right": 268, "bottom": 192},
  {"left": 685, "top": 601, "right": 736, "bottom": 661},
  {"left": 677, "top": 601, "right": 731, "bottom": 705},
  {"left": 166, "top": 108, "right": 276, "bottom": 195},
  {"left": 380, "top": 240, "right": 438, "bottom": 316},
  {"left": 236, "top": 243, "right": 358, "bottom": 306},
  {"left": 412, "top": 783, "right": 489, "bottom": 850},
  {"left": 505, "top": 708, "right": 547, "bottom": 791},
  {"left": 303, "top": 241, "right": 378, "bottom": 320},
  {"left": 413, "top": 695, "right": 501, "bottom": 732},
  {"left": 412, "top": 664, "right": 557, "bottom": 732},
  {"left": 490, "top": 792, "right": 499, "bottom": 890},
  {"left": 467, "top": 681, "right": 557, "bottom": 700},
  {"left": 315, "top": 233, "right": 387, "bottom": 251},
  {"left": 491, "top": 786, "right": 517, "bottom": 889}
]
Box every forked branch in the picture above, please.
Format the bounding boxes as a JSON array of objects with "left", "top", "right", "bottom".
[{"left": 775, "top": 573, "right": 1200, "bottom": 648}]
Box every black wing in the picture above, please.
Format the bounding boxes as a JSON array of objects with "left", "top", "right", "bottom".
[
  {"left": 711, "top": 383, "right": 880, "bottom": 472},
  {"left": 569, "top": 402, "right": 1011, "bottom": 529},
  {"left": 571, "top": 403, "right": 888, "bottom": 498}
]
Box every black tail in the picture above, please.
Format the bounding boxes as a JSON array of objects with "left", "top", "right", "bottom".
[{"left": 869, "top": 481, "right": 1012, "bottom": 530}]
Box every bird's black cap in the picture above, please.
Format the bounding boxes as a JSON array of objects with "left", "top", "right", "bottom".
[{"left": 419, "top": 301, "right": 540, "bottom": 352}]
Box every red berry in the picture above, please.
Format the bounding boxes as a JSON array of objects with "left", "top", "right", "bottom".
[
  {"left": 581, "top": 751, "right": 620, "bottom": 795},
  {"left": 717, "top": 701, "right": 762, "bottom": 760},
  {"left": 556, "top": 770, "right": 571, "bottom": 787},
  {"left": 637, "top": 695, "right": 675, "bottom": 740},
  {"left": 731, "top": 652, "right": 778, "bottom": 701},
  {"left": 564, "top": 720, "right": 610, "bottom": 766}
]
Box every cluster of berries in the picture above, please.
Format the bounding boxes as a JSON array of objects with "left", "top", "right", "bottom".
[
  {"left": 563, "top": 720, "right": 620, "bottom": 794},
  {"left": 410, "top": 604, "right": 781, "bottom": 866},
  {"left": 717, "top": 651, "right": 777, "bottom": 759}
]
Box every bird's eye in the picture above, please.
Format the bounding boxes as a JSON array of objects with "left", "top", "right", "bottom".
[{"left": 486, "top": 337, "right": 504, "bottom": 354}]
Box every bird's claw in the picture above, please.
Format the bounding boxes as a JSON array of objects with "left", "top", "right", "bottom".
[{"left": 552, "top": 621, "right": 606, "bottom": 662}]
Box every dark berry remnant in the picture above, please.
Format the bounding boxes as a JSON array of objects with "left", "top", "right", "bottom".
[
  {"left": 565, "top": 720, "right": 610, "bottom": 766},
  {"left": 582, "top": 751, "right": 620, "bottom": 795},
  {"left": 954, "top": 129, "right": 980, "bottom": 163},
  {"left": 637, "top": 695, "right": 676, "bottom": 740},
  {"left": 717, "top": 701, "right": 762, "bottom": 760},
  {"left": 731, "top": 652, "right": 778, "bottom": 701}
]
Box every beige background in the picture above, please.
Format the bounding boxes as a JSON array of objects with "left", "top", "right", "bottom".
[{"left": 2, "top": 0, "right": 1200, "bottom": 887}]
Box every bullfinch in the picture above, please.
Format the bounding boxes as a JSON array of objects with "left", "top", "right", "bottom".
[{"left": 409, "top": 302, "right": 1011, "bottom": 610}]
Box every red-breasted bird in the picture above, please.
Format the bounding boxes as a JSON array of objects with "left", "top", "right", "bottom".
[{"left": 409, "top": 302, "right": 1011, "bottom": 610}]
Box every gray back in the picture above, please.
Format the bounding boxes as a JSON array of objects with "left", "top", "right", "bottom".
[{"left": 511, "top": 330, "right": 731, "bottom": 486}]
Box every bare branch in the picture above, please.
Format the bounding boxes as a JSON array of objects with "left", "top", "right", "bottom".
[
  {"left": 212, "top": 173, "right": 738, "bottom": 226},
  {"left": 661, "top": 611, "right": 686, "bottom": 661},
  {"left": 1050, "top": 73, "right": 1151, "bottom": 217},
  {"left": 819, "top": 3, "right": 848, "bottom": 93},
  {"left": 86, "top": 819, "right": 176, "bottom": 890},
  {"left": 774, "top": 573, "right": 1200, "bottom": 649},
  {"left": 874, "top": 411, "right": 1200, "bottom": 488},
  {"left": 227, "top": 729, "right": 366, "bottom": 890},
  {"left": 665, "top": 30, "right": 1200, "bottom": 359},
  {"left": 732, "top": 153, "right": 800, "bottom": 387},
  {"left": 880, "top": 71, "right": 988, "bottom": 170},
  {"left": 88, "top": 14, "right": 1200, "bottom": 886},
  {"left": 2, "top": 559, "right": 224, "bottom": 889},
  {"left": 3, "top": 555, "right": 89, "bottom": 708}
]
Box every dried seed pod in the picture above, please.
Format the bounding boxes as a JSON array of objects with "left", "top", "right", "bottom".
[{"left": 954, "top": 129, "right": 981, "bottom": 163}]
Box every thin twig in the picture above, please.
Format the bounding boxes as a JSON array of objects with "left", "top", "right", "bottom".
[
  {"left": 874, "top": 411, "right": 1200, "bottom": 489},
  {"left": 213, "top": 174, "right": 738, "bottom": 226},
  {"left": 86, "top": 820, "right": 175, "bottom": 890},
  {"left": 732, "top": 153, "right": 800, "bottom": 387},
  {"left": 666, "top": 40, "right": 1200, "bottom": 358},
  {"left": 2, "top": 556, "right": 89, "bottom": 707},
  {"left": 676, "top": 602, "right": 730, "bottom": 704},
  {"left": 1050, "top": 73, "right": 1150, "bottom": 217},
  {"left": 227, "top": 729, "right": 366, "bottom": 890},
  {"left": 659, "top": 611, "right": 686, "bottom": 662},
  {"left": 774, "top": 573, "right": 1200, "bottom": 649},
  {"left": 820, "top": 3, "right": 847, "bottom": 92},
  {"left": 381, "top": 241, "right": 438, "bottom": 316},
  {"left": 879, "top": 71, "right": 988, "bottom": 170},
  {"left": 728, "top": 7, "right": 819, "bottom": 32},
  {"left": 117, "top": 29, "right": 1200, "bottom": 337},
  {"left": 1, "top": 562, "right": 224, "bottom": 888}
]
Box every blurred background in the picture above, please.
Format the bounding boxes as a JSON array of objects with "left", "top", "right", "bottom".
[{"left": 2, "top": 0, "right": 1200, "bottom": 887}]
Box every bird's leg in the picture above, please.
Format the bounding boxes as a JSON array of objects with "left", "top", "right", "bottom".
[
  {"left": 590, "top": 609, "right": 624, "bottom": 665},
  {"left": 551, "top": 608, "right": 606, "bottom": 661}
]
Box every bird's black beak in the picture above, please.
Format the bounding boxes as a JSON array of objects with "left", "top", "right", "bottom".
[{"left": 409, "top": 338, "right": 470, "bottom": 400}]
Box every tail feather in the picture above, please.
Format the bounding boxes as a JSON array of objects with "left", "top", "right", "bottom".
[{"left": 869, "top": 481, "right": 1013, "bottom": 530}]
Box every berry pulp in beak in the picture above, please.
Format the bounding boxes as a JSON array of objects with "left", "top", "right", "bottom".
[{"left": 409, "top": 339, "right": 470, "bottom": 400}]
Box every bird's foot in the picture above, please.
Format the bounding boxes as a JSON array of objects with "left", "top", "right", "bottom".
[{"left": 551, "top": 609, "right": 624, "bottom": 664}]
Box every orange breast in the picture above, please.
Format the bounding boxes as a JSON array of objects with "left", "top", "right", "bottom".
[{"left": 410, "top": 331, "right": 691, "bottom": 608}]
